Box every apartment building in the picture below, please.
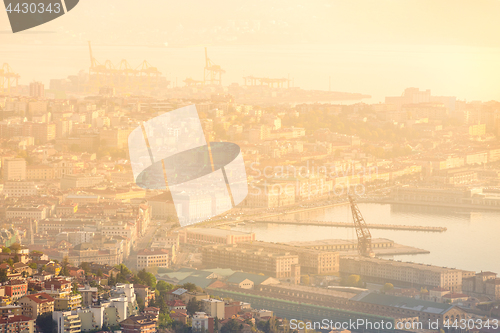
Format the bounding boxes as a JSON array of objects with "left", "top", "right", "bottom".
[
  {"left": 78, "top": 285, "right": 98, "bottom": 307},
  {"left": 202, "top": 244, "right": 301, "bottom": 283},
  {"left": 26, "top": 165, "right": 55, "bottom": 180},
  {"left": 100, "top": 128, "right": 133, "bottom": 149},
  {"left": 18, "top": 293, "right": 55, "bottom": 319},
  {"left": 60, "top": 174, "right": 105, "bottom": 190},
  {"left": 53, "top": 311, "right": 81, "bottom": 333},
  {"left": 6, "top": 205, "right": 47, "bottom": 220},
  {"left": 0, "top": 315, "right": 35, "bottom": 333},
  {"left": 192, "top": 312, "right": 214, "bottom": 333},
  {"left": 178, "top": 228, "right": 255, "bottom": 246},
  {"left": 4, "top": 280, "right": 28, "bottom": 300},
  {"left": 3, "top": 181, "right": 37, "bottom": 197},
  {"left": 237, "top": 242, "right": 339, "bottom": 275},
  {"left": 201, "top": 299, "right": 225, "bottom": 320},
  {"left": 136, "top": 248, "right": 170, "bottom": 270},
  {"left": 100, "top": 221, "right": 135, "bottom": 240},
  {"left": 147, "top": 192, "right": 177, "bottom": 219},
  {"left": 2, "top": 158, "right": 26, "bottom": 181},
  {"left": 245, "top": 182, "right": 295, "bottom": 208},
  {"left": 340, "top": 257, "right": 465, "bottom": 292},
  {"left": 120, "top": 315, "right": 157, "bottom": 333}
]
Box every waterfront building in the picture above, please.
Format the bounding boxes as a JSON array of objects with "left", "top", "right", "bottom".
[
  {"left": 202, "top": 244, "right": 301, "bottom": 283},
  {"left": 340, "top": 256, "right": 465, "bottom": 292}
]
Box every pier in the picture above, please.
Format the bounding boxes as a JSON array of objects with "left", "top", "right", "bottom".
[{"left": 244, "top": 219, "right": 447, "bottom": 232}]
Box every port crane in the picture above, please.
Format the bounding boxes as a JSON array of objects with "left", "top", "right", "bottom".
[
  {"left": 348, "top": 195, "right": 374, "bottom": 257},
  {"left": 87, "top": 41, "right": 163, "bottom": 93},
  {"left": 0, "top": 63, "right": 20, "bottom": 95},
  {"left": 203, "top": 47, "right": 225, "bottom": 85}
]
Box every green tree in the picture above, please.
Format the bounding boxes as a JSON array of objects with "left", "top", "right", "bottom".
[
  {"left": 0, "top": 269, "right": 8, "bottom": 283},
  {"left": 1, "top": 247, "right": 11, "bottom": 254},
  {"left": 382, "top": 283, "right": 394, "bottom": 293},
  {"left": 158, "top": 312, "right": 173, "bottom": 328},
  {"left": 72, "top": 282, "right": 81, "bottom": 295},
  {"left": 9, "top": 243, "right": 21, "bottom": 253},
  {"left": 80, "top": 262, "right": 91, "bottom": 273},
  {"left": 36, "top": 313, "right": 56, "bottom": 333},
  {"left": 182, "top": 282, "right": 197, "bottom": 292},
  {"left": 108, "top": 275, "right": 116, "bottom": 286},
  {"left": 221, "top": 319, "right": 242, "bottom": 333},
  {"left": 346, "top": 274, "right": 361, "bottom": 287},
  {"left": 186, "top": 299, "right": 202, "bottom": 316},
  {"left": 115, "top": 264, "right": 132, "bottom": 283},
  {"left": 60, "top": 265, "right": 70, "bottom": 277},
  {"left": 137, "top": 297, "right": 145, "bottom": 312},
  {"left": 157, "top": 280, "right": 174, "bottom": 292},
  {"left": 137, "top": 269, "right": 156, "bottom": 289}
]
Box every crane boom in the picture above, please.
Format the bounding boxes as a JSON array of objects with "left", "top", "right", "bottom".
[{"left": 348, "top": 195, "right": 374, "bottom": 257}]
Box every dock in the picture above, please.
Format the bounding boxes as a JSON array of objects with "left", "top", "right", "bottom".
[{"left": 248, "top": 219, "right": 447, "bottom": 232}]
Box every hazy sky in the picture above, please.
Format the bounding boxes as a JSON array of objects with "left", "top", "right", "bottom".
[
  {"left": 2, "top": 0, "right": 500, "bottom": 46},
  {"left": 2, "top": 1, "right": 500, "bottom": 102}
]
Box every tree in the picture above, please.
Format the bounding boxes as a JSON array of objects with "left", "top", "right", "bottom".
[
  {"left": 382, "top": 283, "right": 394, "bottom": 293},
  {"left": 72, "top": 282, "right": 81, "bottom": 295},
  {"left": 137, "top": 297, "right": 145, "bottom": 312},
  {"left": 186, "top": 299, "right": 202, "bottom": 316},
  {"left": 1, "top": 247, "right": 11, "bottom": 254},
  {"left": 182, "top": 282, "right": 197, "bottom": 292},
  {"left": 36, "top": 313, "right": 56, "bottom": 333},
  {"left": 214, "top": 317, "right": 220, "bottom": 333},
  {"left": 80, "top": 262, "right": 91, "bottom": 273},
  {"left": 158, "top": 312, "right": 172, "bottom": 329},
  {"left": 108, "top": 275, "right": 115, "bottom": 286},
  {"left": 0, "top": 269, "right": 8, "bottom": 283},
  {"left": 137, "top": 269, "right": 156, "bottom": 289},
  {"left": 157, "top": 280, "right": 174, "bottom": 292},
  {"left": 115, "top": 264, "right": 132, "bottom": 283},
  {"left": 346, "top": 274, "right": 361, "bottom": 287},
  {"left": 9, "top": 243, "right": 21, "bottom": 253},
  {"left": 221, "top": 319, "right": 242, "bottom": 333},
  {"left": 60, "top": 265, "right": 70, "bottom": 277}
]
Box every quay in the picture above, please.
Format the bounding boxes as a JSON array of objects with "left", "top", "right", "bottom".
[{"left": 246, "top": 219, "right": 447, "bottom": 232}]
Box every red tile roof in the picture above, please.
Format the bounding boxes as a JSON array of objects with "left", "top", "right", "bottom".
[{"left": 24, "top": 293, "right": 54, "bottom": 304}]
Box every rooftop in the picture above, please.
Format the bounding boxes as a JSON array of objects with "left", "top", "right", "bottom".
[
  {"left": 351, "top": 292, "right": 454, "bottom": 314},
  {"left": 23, "top": 293, "right": 54, "bottom": 304}
]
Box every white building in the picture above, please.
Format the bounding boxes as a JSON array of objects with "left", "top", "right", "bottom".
[
  {"left": 136, "top": 248, "right": 170, "bottom": 270},
  {"left": 3, "top": 181, "right": 37, "bottom": 197},
  {"left": 6, "top": 205, "right": 47, "bottom": 220},
  {"left": 192, "top": 312, "right": 213, "bottom": 332},
  {"left": 201, "top": 298, "right": 225, "bottom": 320},
  {"left": 53, "top": 310, "right": 81, "bottom": 333},
  {"left": 68, "top": 232, "right": 94, "bottom": 246},
  {"left": 108, "top": 284, "right": 138, "bottom": 321}
]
